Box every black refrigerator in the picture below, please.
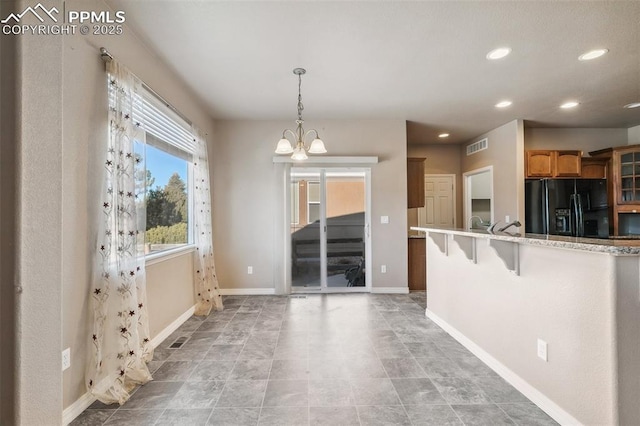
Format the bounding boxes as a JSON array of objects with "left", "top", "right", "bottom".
[{"left": 525, "top": 179, "right": 609, "bottom": 238}]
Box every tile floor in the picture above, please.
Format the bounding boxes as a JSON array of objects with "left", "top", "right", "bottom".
[{"left": 71, "top": 293, "right": 557, "bottom": 426}]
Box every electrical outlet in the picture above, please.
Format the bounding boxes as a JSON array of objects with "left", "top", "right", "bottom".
[
  {"left": 62, "top": 348, "right": 71, "bottom": 371},
  {"left": 247, "top": 266, "right": 253, "bottom": 275},
  {"left": 381, "top": 265, "right": 387, "bottom": 273},
  {"left": 537, "top": 339, "right": 548, "bottom": 362},
  {"left": 380, "top": 216, "right": 389, "bottom": 224},
  {"left": 505, "top": 215, "right": 510, "bottom": 223}
]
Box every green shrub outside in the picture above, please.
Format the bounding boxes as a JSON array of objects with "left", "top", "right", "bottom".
[{"left": 146, "top": 222, "right": 187, "bottom": 244}]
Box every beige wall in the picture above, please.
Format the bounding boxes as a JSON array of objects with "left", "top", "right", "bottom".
[
  {"left": 0, "top": 0, "right": 19, "bottom": 421},
  {"left": 461, "top": 120, "right": 525, "bottom": 226},
  {"left": 212, "top": 120, "right": 407, "bottom": 291},
  {"left": 12, "top": 0, "right": 64, "bottom": 423},
  {"left": 525, "top": 127, "right": 629, "bottom": 155},
  {"left": 407, "top": 144, "right": 462, "bottom": 228},
  {"left": 60, "top": 0, "right": 216, "bottom": 413},
  {"left": 426, "top": 235, "right": 639, "bottom": 425},
  {"left": 146, "top": 254, "right": 196, "bottom": 338},
  {"left": 629, "top": 125, "right": 640, "bottom": 145}
]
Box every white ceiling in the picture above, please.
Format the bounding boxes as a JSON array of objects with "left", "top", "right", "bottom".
[{"left": 107, "top": 0, "right": 640, "bottom": 144}]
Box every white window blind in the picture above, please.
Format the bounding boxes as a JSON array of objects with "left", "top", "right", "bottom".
[
  {"left": 108, "top": 75, "right": 195, "bottom": 154},
  {"left": 135, "top": 87, "right": 196, "bottom": 154}
]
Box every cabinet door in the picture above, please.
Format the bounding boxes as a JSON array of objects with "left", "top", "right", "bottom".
[
  {"left": 408, "top": 238, "right": 426, "bottom": 291},
  {"left": 526, "top": 151, "right": 554, "bottom": 177},
  {"left": 407, "top": 158, "right": 425, "bottom": 208},
  {"left": 581, "top": 158, "right": 607, "bottom": 179},
  {"left": 615, "top": 150, "right": 640, "bottom": 204},
  {"left": 555, "top": 151, "right": 582, "bottom": 177}
]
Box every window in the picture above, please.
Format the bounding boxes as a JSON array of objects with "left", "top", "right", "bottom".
[
  {"left": 134, "top": 87, "right": 196, "bottom": 255},
  {"left": 291, "top": 182, "right": 300, "bottom": 225},
  {"left": 307, "top": 181, "right": 320, "bottom": 223}
]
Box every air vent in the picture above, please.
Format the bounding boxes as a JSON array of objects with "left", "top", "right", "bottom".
[
  {"left": 169, "top": 336, "right": 189, "bottom": 349},
  {"left": 466, "top": 138, "right": 488, "bottom": 156}
]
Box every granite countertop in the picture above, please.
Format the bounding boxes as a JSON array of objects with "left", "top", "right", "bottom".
[{"left": 410, "top": 226, "right": 640, "bottom": 255}]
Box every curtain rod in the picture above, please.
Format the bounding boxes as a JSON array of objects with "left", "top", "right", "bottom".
[{"left": 100, "top": 47, "right": 193, "bottom": 127}]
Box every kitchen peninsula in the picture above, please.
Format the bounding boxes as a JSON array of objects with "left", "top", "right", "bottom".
[{"left": 411, "top": 226, "right": 640, "bottom": 426}]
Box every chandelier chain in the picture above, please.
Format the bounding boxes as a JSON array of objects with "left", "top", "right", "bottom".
[
  {"left": 297, "top": 73, "right": 304, "bottom": 121},
  {"left": 274, "top": 67, "right": 326, "bottom": 159}
]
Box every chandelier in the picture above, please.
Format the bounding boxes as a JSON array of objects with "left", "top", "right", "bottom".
[{"left": 274, "top": 68, "right": 327, "bottom": 160}]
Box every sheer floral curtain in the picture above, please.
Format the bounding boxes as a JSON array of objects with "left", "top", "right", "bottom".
[
  {"left": 192, "top": 126, "right": 224, "bottom": 315},
  {"left": 87, "top": 59, "right": 153, "bottom": 404}
]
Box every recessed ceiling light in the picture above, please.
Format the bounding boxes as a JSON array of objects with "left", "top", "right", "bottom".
[
  {"left": 438, "top": 133, "right": 450, "bottom": 138},
  {"left": 486, "top": 47, "right": 511, "bottom": 60},
  {"left": 578, "top": 49, "right": 608, "bottom": 61},
  {"left": 495, "top": 101, "right": 512, "bottom": 108},
  {"left": 560, "top": 101, "right": 579, "bottom": 109},
  {"left": 624, "top": 102, "right": 640, "bottom": 109}
]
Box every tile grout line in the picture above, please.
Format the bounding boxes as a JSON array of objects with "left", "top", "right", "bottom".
[
  {"left": 172, "top": 301, "right": 237, "bottom": 425},
  {"left": 256, "top": 299, "right": 278, "bottom": 425},
  {"left": 208, "top": 299, "right": 249, "bottom": 417},
  {"left": 99, "top": 406, "right": 118, "bottom": 426},
  {"left": 383, "top": 299, "right": 419, "bottom": 426}
]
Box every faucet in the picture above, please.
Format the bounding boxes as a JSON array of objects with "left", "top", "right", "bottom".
[
  {"left": 498, "top": 220, "right": 521, "bottom": 232},
  {"left": 468, "top": 216, "right": 484, "bottom": 229}
]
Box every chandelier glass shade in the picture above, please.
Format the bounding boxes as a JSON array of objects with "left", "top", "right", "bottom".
[{"left": 275, "top": 68, "right": 326, "bottom": 160}]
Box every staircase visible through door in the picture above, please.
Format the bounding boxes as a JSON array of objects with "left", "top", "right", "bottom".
[{"left": 290, "top": 168, "right": 371, "bottom": 293}]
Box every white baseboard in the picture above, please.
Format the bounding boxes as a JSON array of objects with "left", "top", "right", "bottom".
[
  {"left": 150, "top": 304, "right": 196, "bottom": 349},
  {"left": 63, "top": 305, "right": 196, "bottom": 425},
  {"left": 425, "top": 309, "right": 583, "bottom": 426},
  {"left": 220, "top": 288, "right": 276, "bottom": 295},
  {"left": 371, "top": 286, "right": 409, "bottom": 294},
  {"left": 62, "top": 389, "right": 96, "bottom": 425}
]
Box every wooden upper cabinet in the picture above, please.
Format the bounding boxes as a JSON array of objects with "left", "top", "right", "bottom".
[
  {"left": 589, "top": 145, "right": 640, "bottom": 235},
  {"left": 407, "top": 158, "right": 425, "bottom": 208},
  {"left": 580, "top": 157, "right": 608, "bottom": 179},
  {"left": 525, "top": 150, "right": 582, "bottom": 178},
  {"left": 555, "top": 151, "right": 582, "bottom": 177},
  {"left": 526, "top": 151, "right": 554, "bottom": 177}
]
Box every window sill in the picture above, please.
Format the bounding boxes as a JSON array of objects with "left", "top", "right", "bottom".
[{"left": 145, "top": 244, "right": 195, "bottom": 266}]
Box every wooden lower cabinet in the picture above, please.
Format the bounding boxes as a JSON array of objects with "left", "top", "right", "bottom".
[{"left": 408, "top": 238, "right": 426, "bottom": 291}]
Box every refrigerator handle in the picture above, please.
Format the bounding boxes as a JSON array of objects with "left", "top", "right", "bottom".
[
  {"left": 543, "top": 181, "right": 549, "bottom": 234},
  {"left": 577, "top": 194, "right": 584, "bottom": 237},
  {"left": 569, "top": 194, "right": 577, "bottom": 236}
]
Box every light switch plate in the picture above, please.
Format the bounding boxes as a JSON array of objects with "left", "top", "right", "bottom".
[
  {"left": 62, "top": 348, "right": 71, "bottom": 371},
  {"left": 537, "top": 339, "right": 548, "bottom": 362},
  {"left": 380, "top": 216, "right": 389, "bottom": 224}
]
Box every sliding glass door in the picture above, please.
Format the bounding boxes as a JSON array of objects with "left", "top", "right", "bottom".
[
  {"left": 290, "top": 168, "right": 370, "bottom": 292},
  {"left": 290, "top": 171, "right": 322, "bottom": 290}
]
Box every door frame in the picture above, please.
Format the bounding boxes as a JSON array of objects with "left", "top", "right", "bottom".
[
  {"left": 419, "top": 174, "right": 457, "bottom": 228},
  {"left": 286, "top": 167, "right": 372, "bottom": 294},
  {"left": 463, "top": 166, "right": 494, "bottom": 229}
]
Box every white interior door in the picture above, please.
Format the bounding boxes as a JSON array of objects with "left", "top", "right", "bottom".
[{"left": 420, "top": 175, "right": 455, "bottom": 228}]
